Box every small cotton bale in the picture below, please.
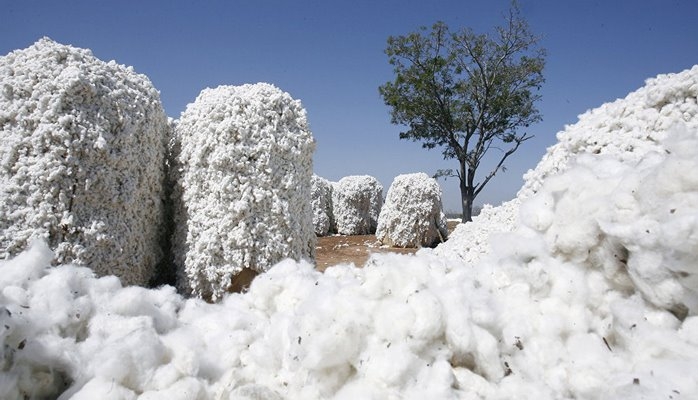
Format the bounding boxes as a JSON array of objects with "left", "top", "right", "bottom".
[
  {"left": 332, "top": 175, "right": 383, "bottom": 235},
  {"left": 172, "top": 83, "right": 315, "bottom": 300},
  {"left": 311, "top": 174, "right": 334, "bottom": 236},
  {"left": 376, "top": 173, "right": 448, "bottom": 248},
  {"left": 0, "top": 38, "right": 169, "bottom": 286}
]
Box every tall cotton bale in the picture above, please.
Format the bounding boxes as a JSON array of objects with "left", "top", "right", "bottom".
[
  {"left": 0, "top": 38, "right": 168, "bottom": 286},
  {"left": 172, "top": 83, "right": 315, "bottom": 300},
  {"left": 332, "top": 175, "right": 383, "bottom": 235},
  {"left": 376, "top": 173, "right": 448, "bottom": 248},
  {"left": 311, "top": 174, "right": 334, "bottom": 236}
]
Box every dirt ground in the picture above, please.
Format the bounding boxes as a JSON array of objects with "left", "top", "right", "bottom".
[
  {"left": 314, "top": 220, "right": 461, "bottom": 271},
  {"left": 314, "top": 235, "right": 417, "bottom": 271}
]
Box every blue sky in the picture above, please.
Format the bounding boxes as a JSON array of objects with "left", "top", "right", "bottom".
[{"left": 2, "top": 1, "right": 697, "bottom": 212}]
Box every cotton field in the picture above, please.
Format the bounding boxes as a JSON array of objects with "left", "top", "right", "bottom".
[{"left": 1, "top": 39, "right": 698, "bottom": 399}]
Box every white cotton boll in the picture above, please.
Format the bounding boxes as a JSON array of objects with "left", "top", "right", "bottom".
[
  {"left": 442, "top": 296, "right": 473, "bottom": 358},
  {"left": 331, "top": 380, "right": 387, "bottom": 400},
  {"left": 175, "top": 300, "right": 260, "bottom": 381},
  {"left": 0, "top": 375, "right": 20, "bottom": 400},
  {"left": 297, "top": 303, "right": 365, "bottom": 371},
  {"left": 332, "top": 175, "right": 383, "bottom": 235},
  {"left": 0, "top": 38, "right": 169, "bottom": 286},
  {"left": 66, "top": 377, "right": 137, "bottom": 400},
  {"left": 228, "top": 384, "right": 284, "bottom": 400},
  {"left": 0, "top": 240, "right": 53, "bottom": 288},
  {"left": 407, "top": 290, "right": 445, "bottom": 341},
  {"left": 452, "top": 368, "right": 495, "bottom": 399},
  {"left": 172, "top": 83, "right": 315, "bottom": 300},
  {"left": 360, "top": 341, "right": 419, "bottom": 387},
  {"left": 24, "top": 266, "right": 96, "bottom": 338},
  {"left": 2, "top": 285, "right": 27, "bottom": 306},
  {"left": 540, "top": 167, "right": 609, "bottom": 263},
  {"left": 518, "top": 192, "right": 554, "bottom": 232},
  {"left": 104, "top": 285, "right": 181, "bottom": 334},
  {"left": 488, "top": 228, "right": 548, "bottom": 267},
  {"left": 374, "top": 298, "right": 415, "bottom": 343},
  {"left": 626, "top": 251, "right": 686, "bottom": 310},
  {"left": 376, "top": 172, "right": 448, "bottom": 248},
  {"left": 404, "top": 359, "right": 458, "bottom": 400},
  {"left": 140, "top": 377, "right": 207, "bottom": 400},
  {"left": 564, "top": 333, "right": 614, "bottom": 397},
  {"left": 80, "top": 314, "right": 168, "bottom": 391},
  {"left": 470, "top": 325, "right": 504, "bottom": 380}
]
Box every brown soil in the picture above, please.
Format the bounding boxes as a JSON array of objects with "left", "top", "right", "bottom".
[
  {"left": 314, "top": 235, "right": 417, "bottom": 272},
  {"left": 314, "top": 220, "right": 461, "bottom": 271}
]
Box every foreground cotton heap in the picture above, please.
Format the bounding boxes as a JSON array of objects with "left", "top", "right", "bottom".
[
  {"left": 332, "top": 175, "right": 383, "bottom": 235},
  {"left": 0, "top": 38, "right": 168, "bottom": 286},
  {"left": 171, "top": 83, "right": 316, "bottom": 300},
  {"left": 2, "top": 62, "right": 698, "bottom": 398},
  {"left": 310, "top": 174, "right": 335, "bottom": 236},
  {"left": 376, "top": 172, "right": 448, "bottom": 248}
]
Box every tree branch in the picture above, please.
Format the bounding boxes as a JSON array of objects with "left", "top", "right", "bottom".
[{"left": 473, "top": 134, "right": 531, "bottom": 197}]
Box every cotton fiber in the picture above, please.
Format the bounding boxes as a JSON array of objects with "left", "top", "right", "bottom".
[
  {"left": 376, "top": 172, "right": 448, "bottom": 247},
  {"left": 0, "top": 38, "right": 168, "bottom": 286},
  {"left": 332, "top": 175, "right": 383, "bottom": 235},
  {"left": 2, "top": 54, "right": 698, "bottom": 398},
  {"left": 310, "top": 174, "right": 334, "bottom": 236},
  {"left": 519, "top": 65, "right": 698, "bottom": 200},
  {"left": 171, "top": 83, "right": 316, "bottom": 300}
]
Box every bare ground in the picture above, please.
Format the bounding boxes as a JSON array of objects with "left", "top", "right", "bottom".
[
  {"left": 314, "top": 235, "right": 417, "bottom": 272},
  {"left": 314, "top": 220, "right": 461, "bottom": 271}
]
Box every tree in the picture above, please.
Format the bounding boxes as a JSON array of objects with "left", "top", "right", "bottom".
[{"left": 379, "top": 2, "right": 545, "bottom": 222}]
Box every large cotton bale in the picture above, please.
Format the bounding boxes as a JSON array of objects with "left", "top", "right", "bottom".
[
  {"left": 332, "top": 175, "right": 383, "bottom": 235},
  {"left": 172, "top": 83, "right": 315, "bottom": 300},
  {"left": 0, "top": 38, "right": 168, "bottom": 286},
  {"left": 376, "top": 173, "right": 448, "bottom": 248},
  {"left": 311, "top": 174, "right": 334, "bottom": 236}
]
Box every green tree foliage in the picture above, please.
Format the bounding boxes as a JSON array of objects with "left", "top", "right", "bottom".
[{"left": 379, "top": 3, "right": 545, "bottom": 222}]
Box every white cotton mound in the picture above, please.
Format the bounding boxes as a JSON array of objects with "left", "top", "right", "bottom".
[
  {"left": 376, "top": 173, "right": 448, "bottom": 248},
  {"left": 332, "top": 175, "right": 383, "bottom": 235},
  {"left": 171, "top": 83, "right": 316, "bottom": 300},
  {"left": 436, "top": 65, "right": 698, "bottom": 267},
  {"left": 519, "top": 65, "right": 698, "bottom": 200},
  {"left": 0, "top": 38, "right": 168, "bottom": 286},
  {"left": 2, "top": 68, "right": 698, "bottom": 399},
  {"left": 432, "top": 199, "right": 520, "bottom": 263},
  {"left": 311, "top": 174, "right": 334, "bottom": 236}
]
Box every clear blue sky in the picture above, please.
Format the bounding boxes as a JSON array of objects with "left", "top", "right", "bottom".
[{"left": 2, "top": 1, "right": 697, "bottom": 212}]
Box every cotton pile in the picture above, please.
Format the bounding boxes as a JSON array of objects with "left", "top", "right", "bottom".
[
  {"left": 310, "top": 174, "right": 334, "bottom": 236},
  {"left": 332, "top": 175, "right": 383, "bottom": 235},
  {"left": 519, "top": 65, "right": 698, "bottom": 200},
  {"left": 1, "top": 59, "right": 698, "bottom": 398},
  {"left": 170, "top": 83, "right": 316, "bottom": 300},
  {"left": 0, "top": 38, "right": 168, "bottom": 286},
  {"left": 438, "top": 64, "right": 698, "bottom": 268},
  {"left": 376, "top": 172, "right": 448, "bottom": 248}
]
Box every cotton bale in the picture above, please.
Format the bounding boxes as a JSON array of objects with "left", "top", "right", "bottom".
[
  {"left": 311, "top": 174, "right": 334, "bottom": 236},
  {"left": 0, "top": 38, "right": 169, "bottom": 286},
  {"left": 332, "top": 175, "right": 383, "bottom": 235},
  {"left": 171, "top": 83, "right": 315, "bottom": 300},
  {"left": 376, "top": 173, "right": 448, "bottom": 248}
]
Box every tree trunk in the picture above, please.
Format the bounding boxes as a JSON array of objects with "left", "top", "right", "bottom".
[{"left": 459, "top": 158, "right": 474, "bottom": 223}]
